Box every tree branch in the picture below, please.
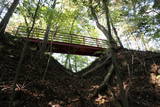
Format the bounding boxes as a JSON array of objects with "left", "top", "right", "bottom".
[
  {"left": 89, "top": 0, "right": 117, "bottom": 48},
  {"left": 110, "top": 16, "right": 124, "bottom": 48},
  {"left": 89, "top": 0, "right": 109, "bottom": 39}
]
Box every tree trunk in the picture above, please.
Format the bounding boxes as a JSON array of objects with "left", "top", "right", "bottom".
[
  {"left": 89, "top": 0, "right": 118, "bottom": 49},
  {"left": 65, "top": 54, "right": 72, "bottom": 70},
  {"left": 39, "top": 24, "right": 51, "bottom": 57},
  {"left": 65, "top": 54, "right": 70, "bottom": 67},
  {"left": 89, "top": 0, "right": 128, "bottom": 107},
  {"left": 110, "top": 16, "right": 124, "bottom": 48},
  {"left": 0, "top": 0, "right": 19, "bottom": 38},
  {"left": 74, "top": 56, "right": 78, "bottom": 72},
  {"left": 102, "top": 0, "right": 117, "bottom": 49},
  {"left": 42, "top": 27, "right": 58, "bottom": 80},
  {"left": 10, "top": 0, "right": 41, "bottom": 106},
  {"left": 102, "top": 0, "right": 128, "bottom": 106},
  {"left": 39, "top": 0, "right": 57, "bottom": 57}
]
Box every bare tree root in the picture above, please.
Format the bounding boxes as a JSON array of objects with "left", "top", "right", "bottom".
[
  {"left": 82, "top": 55, "right": 111, "bottom": 77},
  {"left": 92, "top": 64, "right": 114, "bottom": 97}
]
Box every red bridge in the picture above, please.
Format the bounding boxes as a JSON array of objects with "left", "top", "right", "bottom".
[{"left": 15, "top": 26, "right": 107, "bottom": 56}]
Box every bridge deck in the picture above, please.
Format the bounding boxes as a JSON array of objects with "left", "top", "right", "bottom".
[{"left": 16, "top": 26, "right": 107, "bottom": 56}]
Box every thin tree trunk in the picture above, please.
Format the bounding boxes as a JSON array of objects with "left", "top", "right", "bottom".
[
  {"left": 65, "top": 54, "right": 70, "bottom": 68},
  {"left": 39, "top": 24, "right": 51, "bottom": 57},
  {"left": 69, "top": 56, "right": 72, "bottom": 70},
  {"left": 110, "top": 16, "right": 123, "bottom": 48},
  {"left": 42, "top": 27, "right": 58, "bottom": 80},
  {"left": 64, "top": 54, "right": 72, "bottom": 70},
  {"left": 65, "top": 15, "right": 78, "bottom": 72},
  {"left": 0, "top": 0, "right": 19, "bottom": 38},
  {"left": 10, "top": 0, "right": 41, "bottom": 106},
  {"left": 74, "top": 56, "right": 78, "bottom": 72},
  {"left": 39, "top": 0, "right": 57, "bottom": 57}
]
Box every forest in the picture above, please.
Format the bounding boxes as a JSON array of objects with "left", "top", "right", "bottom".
[{"left": 0, "top": 0, "right": 160, "bottom": 107}]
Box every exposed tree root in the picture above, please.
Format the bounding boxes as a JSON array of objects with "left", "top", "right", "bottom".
[
  {"left": 92, "top": 64, "right": 114, "bottom": 97},
  {"left": 82, "top": 55, "right": 112, "bottom": 77}
]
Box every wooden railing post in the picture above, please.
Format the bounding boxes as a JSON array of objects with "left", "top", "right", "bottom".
[
  {"left": 96, "top": 38, "right": 99, "bottom": 47},
  {"left": 15, "top": 26, "right": 20, "bottom": 37},
  {"left": 70, "top": 35, "right": 72, "bottom": 43},
  {"left": 53, "top": 31, "right": 56, "bottom": 40},
  {"left": 83, "top": 36, "right": 85, "bottom": 45}
]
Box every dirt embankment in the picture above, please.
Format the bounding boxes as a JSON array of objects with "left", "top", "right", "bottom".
[{"left": 0, "top": 34, "right": 160, "bottom": 107}]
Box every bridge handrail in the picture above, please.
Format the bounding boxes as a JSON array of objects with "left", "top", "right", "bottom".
[{"left": 16, "top": 26, "right": 107, "bottom": 48}]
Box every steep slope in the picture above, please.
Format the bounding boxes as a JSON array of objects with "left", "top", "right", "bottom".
[{"left": 0, "top": 34, "right": 160, "bottom": 107}]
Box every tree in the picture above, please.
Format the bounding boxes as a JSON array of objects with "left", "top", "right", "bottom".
[
  {"left": 10, "top": 0, "right": 41, "bottom": 106},
  {"left": 39, "top": 0, "right": 57, "bottom": 57},
  {"left": 0, "top": 0, "right": 19, "bottom": 39},
  {"left": 89, "top": 0, "right": 118, "bottom": 48},
  {"left": 88, "top": 0, "right": 128, "bottom": 106}
]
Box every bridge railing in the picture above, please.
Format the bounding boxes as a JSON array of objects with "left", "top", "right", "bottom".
[{"left": 16, "top": 26, "right": 107, "bottom": 48}]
